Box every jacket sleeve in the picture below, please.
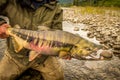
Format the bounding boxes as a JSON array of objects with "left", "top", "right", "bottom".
[
  {"left": 51, "top": 5, "right": 63, "bottom": 30},
  {"left": 0, "top": 17, "right": 6, "bottom": 25},
  {"left": 0, "top": 0, "right": 8, "bottom": 14},
  {"left": 0, "top": 0, "right": 7, "bottom": 6},
  {"left": 0, "top": 16, "right": 9, "bottom": 25},
  {"left": 0, "top": 0, "right": 9, "bottom": 24}
]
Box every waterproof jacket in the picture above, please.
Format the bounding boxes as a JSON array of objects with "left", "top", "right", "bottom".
[{"left": 0, "top": 0, "right": 63, "bottom": 65}]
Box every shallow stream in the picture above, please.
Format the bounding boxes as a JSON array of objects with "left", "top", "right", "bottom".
[{"left": 63, "top": 21, "right": 100, "bottom": 45}]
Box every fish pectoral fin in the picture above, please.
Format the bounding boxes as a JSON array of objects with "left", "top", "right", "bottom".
[
  {"left": 59, "top": 50, "right": 69, "bottom": 58},
  {"left": 12, "top": 35, "right": 28, "bottom": 52},
  {"left": 12, "top": 38, "right": 24, "bottom": 52},
  {"left": 59, "top": 51, "right": 72, "bottom": 60},
  {"left": 29, "top": 51, "right": 41, "bottom": 61}
]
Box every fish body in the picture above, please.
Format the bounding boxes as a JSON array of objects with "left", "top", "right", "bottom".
[{"left": 6, "top": 27, "right": 104, "bottom": 60}]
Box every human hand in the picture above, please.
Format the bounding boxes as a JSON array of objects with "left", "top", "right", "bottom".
[{"left": 0, "top": 23, "right": 9, "bottom": 39}]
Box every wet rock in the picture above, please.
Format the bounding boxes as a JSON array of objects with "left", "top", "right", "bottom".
[
  {"left": 87, "top": 32, "right": 94, "bottom": 38},
  {"left": 113, "top": 45, "right": 120, "bottom": 50},
  {"left": 74, "top": 27, "right": 79, "bottom": 31}
]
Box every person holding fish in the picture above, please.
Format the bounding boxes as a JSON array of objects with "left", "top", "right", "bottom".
[
  {"left": 0, "top": 0, "right": 113, "bottom": 80},
  {"left": 0, "top": 0, "right": 65, "bottom": 80}
]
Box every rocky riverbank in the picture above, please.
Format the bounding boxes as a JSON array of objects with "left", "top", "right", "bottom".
[
  {"left": 63, "top": 7, "right": 120, "bottom": 58},
  {"left": 62, "top": 7, "right": 120, "bottom": 80}
]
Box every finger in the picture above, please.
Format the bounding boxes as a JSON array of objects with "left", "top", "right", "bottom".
[
  {"left": 1, "top": 24, "right": 10, "bottom": 28},
  {"left": 62, "top": 55, "right": 72, "bottom": 60}
]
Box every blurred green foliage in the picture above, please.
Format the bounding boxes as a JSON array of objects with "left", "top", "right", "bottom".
[
  {"left": 74, "top": 6, "right": 120, "bottom": 17},
  {"left": 58, "top": 0, "right": 120, "bottom": 7},
  {"left": 99, "top": 0, "right": 120, "bottom": 7}
]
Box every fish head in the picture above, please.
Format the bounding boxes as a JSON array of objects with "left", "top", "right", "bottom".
[{"left": 71, "top": 38, "right": 104, "bottom": 57}]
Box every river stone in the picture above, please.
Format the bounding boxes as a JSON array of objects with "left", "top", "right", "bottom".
[{"left": 74, "top": 27, "right": 79, "bottom": 31}]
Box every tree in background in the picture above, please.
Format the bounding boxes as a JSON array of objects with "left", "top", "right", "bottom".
[
  {"left": 73, "top": 0, "right": 79, "bottom": 6},
  {"left": 58, "top": 0, "right": 120, "bottom": 7}
]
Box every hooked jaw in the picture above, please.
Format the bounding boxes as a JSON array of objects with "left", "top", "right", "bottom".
[
  {"left": 70, "top": 39, "right": 106, "bottom": 58},
  {"left": 71, "top": 43, "right": 112, "bottom": 60}
]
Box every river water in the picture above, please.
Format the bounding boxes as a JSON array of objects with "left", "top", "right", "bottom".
[{"left": 63, "top": 21, "right": 100, "bottom": 45}]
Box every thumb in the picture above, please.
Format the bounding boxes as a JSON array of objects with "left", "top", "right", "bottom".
[{"left": 0, "top": 24, "right": 10, "bottom": 33}]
